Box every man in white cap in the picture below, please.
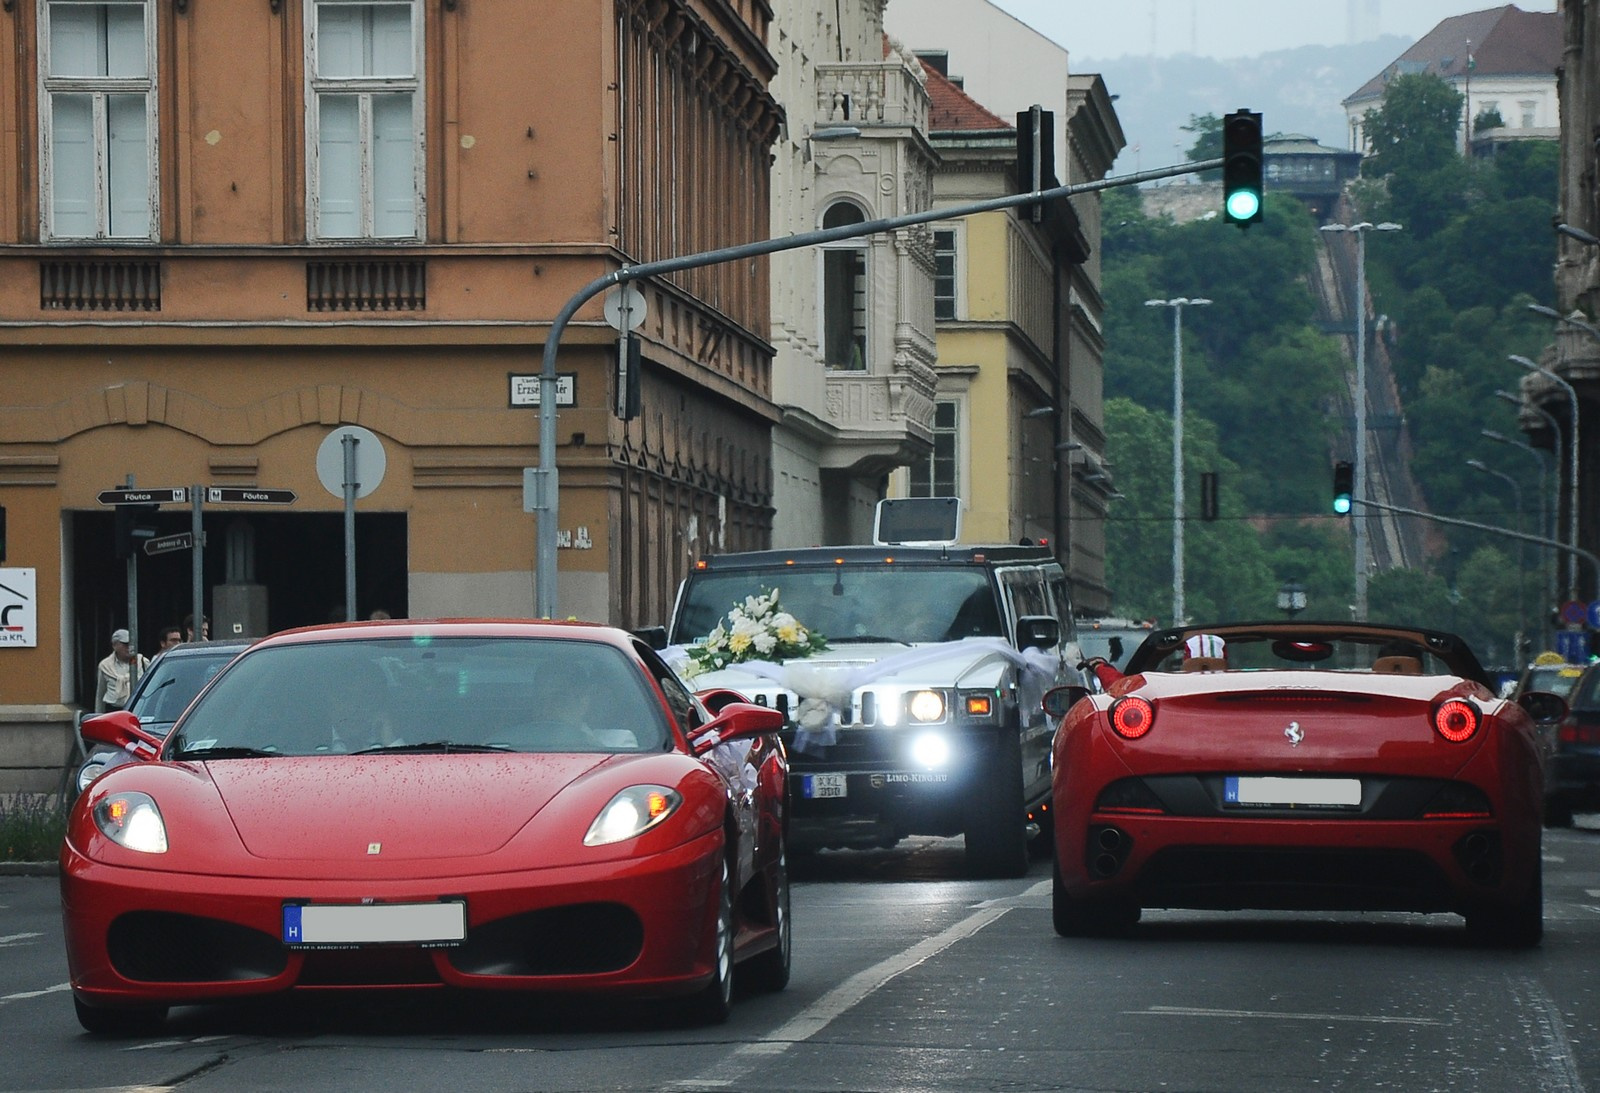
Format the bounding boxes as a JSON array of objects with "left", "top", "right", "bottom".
[{"left": 96, "top": 628, "right": 149, "bottom": 712}]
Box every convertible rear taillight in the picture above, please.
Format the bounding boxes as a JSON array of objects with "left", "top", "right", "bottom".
[
  {"left": 1432, "top": 698, "right": 1480, "bottom": 743},
  {"left": 1108, "top": 696, "right": 1154, "bottom": 740}
]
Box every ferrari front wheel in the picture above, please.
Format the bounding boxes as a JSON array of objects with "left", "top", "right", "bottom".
[
  {"left": 73, "top": 995, "right": 168, "bottom": 1037},
  {"left": 1052, "top": 855, "right": 1139, "bottom": 938},
  {"left": 686, "top": 856, "right": 736, "bottom": 1025}
]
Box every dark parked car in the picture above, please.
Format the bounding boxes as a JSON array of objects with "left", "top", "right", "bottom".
[
  {"left": 75, "top": 640, "right": 251, "bottom": 792},
  {"left": 1546, "top": 662, "right": 1600, "bottom": 827}
]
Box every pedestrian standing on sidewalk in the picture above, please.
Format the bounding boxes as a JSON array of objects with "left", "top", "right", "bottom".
[{"left": 96, "top": 628, "right": 149, "bottom": 712}]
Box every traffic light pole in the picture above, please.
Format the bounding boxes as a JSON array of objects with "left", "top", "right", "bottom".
[{"left": 530, "top": 156, "right": 1224, "bottom": 617}]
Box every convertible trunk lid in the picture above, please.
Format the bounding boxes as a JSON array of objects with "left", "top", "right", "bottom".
[{"left": 1111, "top": 671, "right": 1491, "bottom": 774}]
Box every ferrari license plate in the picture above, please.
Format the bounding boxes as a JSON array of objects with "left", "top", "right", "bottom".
[
  {"left": 282, "top": 901, "right": 467, "bottom": 947},
  {"left": 1225, "top": 776, "right": 1360, "bottom": 807},
  {"left": 802, "top": 773, "right": 848, "bottom": 799}
]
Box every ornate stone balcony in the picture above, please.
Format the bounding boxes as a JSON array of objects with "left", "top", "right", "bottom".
[{"left": 814, "top": 61, "right": 929, "bottom": 132}]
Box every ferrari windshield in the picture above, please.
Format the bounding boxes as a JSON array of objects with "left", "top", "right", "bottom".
[
  {"left": 168, "top": 636, "right": 672, "bottom": 758},
  {"left": 673, "top": 564, "right": 1003, "bottom": 645}
]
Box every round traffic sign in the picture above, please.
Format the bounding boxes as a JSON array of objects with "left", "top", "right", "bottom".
[
  {"left": 1560, "top": 599, "right": 1588, "bottom": 626},
  {"left": 603, "top": 284, "right": 647, "bottom": 331},
  {"left": 317, "top": 426, "right": 387, "bottom": 500}
]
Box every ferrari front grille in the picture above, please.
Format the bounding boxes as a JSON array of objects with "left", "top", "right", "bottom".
[
  {"left": 107, "top": 911, "right": 286, "bottom": 984},
  {"left": 450, "top": 902, "right": 643, "bottom": 976}
]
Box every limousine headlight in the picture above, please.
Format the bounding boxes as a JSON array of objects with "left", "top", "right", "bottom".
[{"left": 908, "top": 690, "right": 946, "bottom": 723}]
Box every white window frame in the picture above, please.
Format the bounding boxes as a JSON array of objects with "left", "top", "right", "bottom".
[
  {"left": 305, "top": 0, "right": 425, "bottom": 242},
  {"left": 38, "top": 0, "right": 159, "bottom": 242},
  {"left": 908, "top": 397, "right": 962, "bottom": 499}
]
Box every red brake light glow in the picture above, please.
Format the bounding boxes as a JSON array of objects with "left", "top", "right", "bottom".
[
  {"left": 1109, "top": 696, "right": 1154, "bottom": 740},
  {"left": 1433, "top": 698, "right": 1480, "bottom": 743}
]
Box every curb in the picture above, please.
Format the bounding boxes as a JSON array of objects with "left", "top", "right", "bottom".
[{"left": 0, "top": 861, "right": 59, "bottom": 877}]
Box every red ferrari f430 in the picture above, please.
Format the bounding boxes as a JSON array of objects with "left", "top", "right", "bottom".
[{"left": 62, "top": 620, "right": 789, "bottom": 1034}]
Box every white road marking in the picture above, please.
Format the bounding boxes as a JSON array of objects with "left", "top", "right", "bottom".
[
  {"left": 0, "top": 932, "right": 42, "bottom": 945},
  {"left": 1508, "top": 975, "right": 1588, "bottom": 1093},
  {"left": 1, "top": 982, "right": 70, "bottom": 1005},
  {"left": 665, "top": 880, "right": 1047, "bottom": 1090},
  {"left": 1128, "top": 1004, "right": 1448, "bottom": 1026}
]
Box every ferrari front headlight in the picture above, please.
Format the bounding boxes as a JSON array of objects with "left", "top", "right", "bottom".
[
  {"left": 583, "top": 785, "right": 683, "bottom": 846},
  {"left": 93, "top": 791, "right": 168, "bottom": 854}
]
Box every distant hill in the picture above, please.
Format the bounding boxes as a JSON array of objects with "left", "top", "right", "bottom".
[{"left": 1078, "top": 36, "right": 1413, "bottom": 171}]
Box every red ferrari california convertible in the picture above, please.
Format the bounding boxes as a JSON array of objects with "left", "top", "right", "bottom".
[
  {"left": 62, "top": 620, "right": 789, "bottom": 1034},
  {"left": 1047, "top": 622, "right": 1564, "bottom": 946}
]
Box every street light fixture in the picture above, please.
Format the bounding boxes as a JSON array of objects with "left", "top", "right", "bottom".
[
  {"left": 1510, "top": 355, "right": 1580, "bottom": 601},
  {"left": 1529, "top": 302, "right": 1600, "bottom": 343},
  {"left": 1557, "top": 223, "right": 1600, "bottom": 248},
  {"left": 1276, "top": 578, "right": 1307, "bottom": 619},
  {"left": 1145, "top": 296, "right": 1211, "bottom": 625},
  {"left": 1319, "top": 221, "right": 1402, "bottom": 621}
]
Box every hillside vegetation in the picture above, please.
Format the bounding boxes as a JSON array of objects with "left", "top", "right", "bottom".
[{"left": 1097, "top": 73, "right": 1560, "bottom": 666}]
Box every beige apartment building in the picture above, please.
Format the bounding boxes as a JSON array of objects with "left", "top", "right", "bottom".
[{"left": 0, "top": 0, "right": 780, "bottom": 788}]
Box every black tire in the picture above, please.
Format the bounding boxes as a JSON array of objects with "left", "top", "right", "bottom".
[
  {"left": 1545, "top": 794, "right": 1574, "bottom": 828},
  {"left": 686, "top": 857, "right": 735, "bottom": 1025},
  {"left": 964, "top": 728, "right": 1029, "bottom": 879},
  {"left": 73, "top": 995, "right": 167, "bottom": 1037},
  {"left": 1466, "top": 855, "right": 1543, "bottom": 949},
  {"left": 741, "top": 847, "right": 791, "bottom": 993},
  {"left": 1052, "top": 855, "right": 1139, "bottom": 938}
]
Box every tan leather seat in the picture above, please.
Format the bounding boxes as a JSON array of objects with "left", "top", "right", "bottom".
[
  {"left": 1372, "top": 655, "right": 1422, "bottom": 675},
  {"left": 1182, "top": 656, "right": 1227, "bottom": 672}
]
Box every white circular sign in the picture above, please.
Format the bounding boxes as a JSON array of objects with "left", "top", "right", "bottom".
[
  {"left": 317, "top": 426, "right": 387, "bottom": 500},
  {"left": 603, "top": 283, "right": 647, "bottom": 331}
]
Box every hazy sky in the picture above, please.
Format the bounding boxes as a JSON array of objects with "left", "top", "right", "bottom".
[{"left": 986, "top": 0, "right": 1560, "bottom": 61}]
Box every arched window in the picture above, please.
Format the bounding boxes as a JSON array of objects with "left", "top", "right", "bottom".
[{"left": 820, "top": 202, "right": 868, "bottom": 370}]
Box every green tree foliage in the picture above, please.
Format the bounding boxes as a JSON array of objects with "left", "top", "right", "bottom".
[
  {"left": 1181, "top": 112, "right": 1223, "bottom": 181},
  {"left": 1360, "top": 73, "right": 1464, "bottom": 177}
]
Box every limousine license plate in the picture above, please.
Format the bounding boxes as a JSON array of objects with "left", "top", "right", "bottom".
[{"left": 802, "top": 773, "right": 848, "bottom": 799}]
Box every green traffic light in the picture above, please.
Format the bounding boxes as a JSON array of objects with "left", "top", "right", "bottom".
[
  {"left": 1332, "top": 495, "right": 1352, "bottom": 515},
  {"left": 1225, "top": 189, "right": 1261, "bottom": 221}
]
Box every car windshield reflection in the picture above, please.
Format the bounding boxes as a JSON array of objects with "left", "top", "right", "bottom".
[{"left": 168, "top": 636, "right": 671, "bottom": 758}]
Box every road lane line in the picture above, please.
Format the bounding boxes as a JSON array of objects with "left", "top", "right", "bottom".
[
  {"left": 1128, "top": 1004, "right": 1448, "bottom": 1025},
  {"left": 668, "top": 881, "right": 1047, "bottom": 1089},
  {"left": 0, "top": 932, "right": 42, "bottom": 945},
  {"left": 1, "top": 982, "right": 70, "bottom": 1005},
  {"left": 1508, "top": 974, "right": 1587, "bottom": 1093}
]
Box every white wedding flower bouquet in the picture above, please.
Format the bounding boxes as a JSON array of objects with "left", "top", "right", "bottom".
[{"left": 684, "top": 589, "right": 828, "bottom": 678}]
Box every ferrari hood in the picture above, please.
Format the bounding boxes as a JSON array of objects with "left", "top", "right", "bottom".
[{"left": 207, "top": 753, "right": 609, "bottom": 861}]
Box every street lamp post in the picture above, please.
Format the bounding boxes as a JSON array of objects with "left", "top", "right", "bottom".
[
  {"left": 1510, "top": 354, "right": 1579, "bottom": 601},
  {"left": 1320, "top": 221, "right": 1401, "bottom": 621},
  {"left": 1145, "top": 297, "right": 1211, "bottom": 625},
  {"left": 1483, "top": 425, "right": 1552, "bottom": 646},
  {"left": 1495, "top": 391, "right": 1564, "bottom": 632},
  {"left": 1467, "top": 458, "right": 1527, "bottom": 662}
]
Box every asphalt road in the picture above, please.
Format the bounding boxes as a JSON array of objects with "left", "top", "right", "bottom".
[{"left": 7, "top": 828, "right": 1600, "bottom": 1092}]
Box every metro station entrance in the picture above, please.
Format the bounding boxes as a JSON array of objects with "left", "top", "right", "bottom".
[{"left": 69, "top": 510, "right": 408, "bottom": 705}]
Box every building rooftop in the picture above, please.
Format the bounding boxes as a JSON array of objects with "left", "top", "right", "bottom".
[{"left": 1345, "top": 5, "right": 1561, "bottom": 106}]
